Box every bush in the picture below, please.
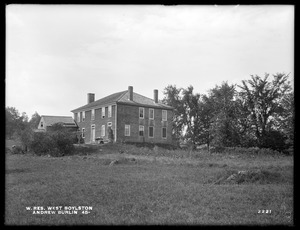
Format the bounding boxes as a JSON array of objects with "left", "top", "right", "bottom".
[
  {"left": 29, "top": 130, "right": 75, "bottom": 157},
  {"left": 11, "top": 145, "right": 24, "bottom": 154},
  {"left": 260, "top": 130, "right": 288, "bottom": 152},
  {"left": 29, "top": 132, "right": 55, "bottom": 155}
]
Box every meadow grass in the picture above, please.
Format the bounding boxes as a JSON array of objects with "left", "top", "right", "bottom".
[{"left": 5, "top": 143, "right": 293, "bottom": 225}]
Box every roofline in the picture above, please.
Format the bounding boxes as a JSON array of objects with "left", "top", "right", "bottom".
[
  {"left": 70, "top": 90, "right": 174, "bottom": 113},
  {"left": 41, "top": 115, "right": 74, "bottom": 118},
  {"left": 71, "top": 91, "right": 127, "bottom": 113},
  {"left": 116, "top": 101, "right": 174, "bottom": 110},
  {"left": 71, "top": 102, "right": 118, "bottom": 113}
]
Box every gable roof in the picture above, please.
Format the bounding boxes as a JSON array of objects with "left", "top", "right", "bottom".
[
  {"left": 41, "top": 115, "right": 77, "bottom": 127},
  {"left": 117, "top": 91, "right": 173, "bottom": 109},
  {"left": 71, "top": 90, "right": 173, "bottom": 112}
]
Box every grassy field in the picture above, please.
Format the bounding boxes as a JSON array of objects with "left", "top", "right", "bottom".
[{"left": 5, "top": 142, "right": 293, "bottom": 225}]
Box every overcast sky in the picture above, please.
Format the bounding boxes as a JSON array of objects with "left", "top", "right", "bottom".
[{"left": 6, "top": 5, "right": 294, "bottom": 118}]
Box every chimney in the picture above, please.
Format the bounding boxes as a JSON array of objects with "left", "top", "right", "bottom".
[
  {"left": 87, "top": 93, "right": 95, "bottom": 104},
  {"left": 128, "top": 86, "right": 133, "bottom": 101},
  {"left": 154, "top": 89, "right": 158, "bottom": 103}
]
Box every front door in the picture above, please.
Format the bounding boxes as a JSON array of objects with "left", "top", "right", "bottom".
[{"left": 91, "top": 125, "right": 95, "bottom": 143}]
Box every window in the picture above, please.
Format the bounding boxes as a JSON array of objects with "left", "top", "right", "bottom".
[
  {"left": 107, "top": 122, "right": 112, "bottom": 127},
  {"left": 91, "top": 109, "right": 95, "bottom": 120},
  {"left": 139, "top": 107, "right": 144, "bottom": 119},
  {"left": 102, "top": 107, "right": 105, "bottom": 118},
  {"left": 162, "top": 110, "right": 167, "bottom": 121},
  {"left": 101, "top": 125, "right": 105, "bottom": 137},
  {"left": 82, "top": 128, "right": 85, "bottom": 138},
  {"left": 125, "top": 125, "right": 130, "bottom": 136},
  {"left": 41, "top": 122, "right": 43, "bottom": 128},
  {"left": 82, "top": 111, "right": 85, "bottom": 122},
  {"left": 162, "top": 127, "right": 167, "bottom": 139},
  {"left": 149, "top": 126, "right": 154, "bottom": 138},
  {"left": 108, "top": 105, "right": 112, "bottom": 118},
  {"left": 149, "top": 108, "right": 154, "bottom": 120},
  {"left": 77, "top": 113, "right": 81, "bottom": 123},
  {"left": 91, "top": 125, "right": 95, "bottom": 142},
  {"left": 139, "top": 125, "right": 144, "bottom": 136}
]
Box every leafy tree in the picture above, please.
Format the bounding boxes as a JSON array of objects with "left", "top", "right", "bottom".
[
  {"left": 238, "top": 73, "right": 292, "bottom": 148},
  {"left": 29, "top": 112, "right": 41, "bottom": 129},
  {"left": 181, "top": 86, "right": 202, "bottom": 146},
  {"left": 207, "top": 82, "right": 241, "bottom": 148},
  {"left": 280, "top": 91, "right": 294, "bottom": 149},
  {"left": 162, "top": 85, "right": 185, "bottom": 143},
  {"left": 6, "top": 107, "right": 30, "bottom": 139},
  {"left": 6, "top": 107, "right": 22, "bottom": 138},
  {"left": 194, "top": 94, "right": 214, "bottom": 149}
]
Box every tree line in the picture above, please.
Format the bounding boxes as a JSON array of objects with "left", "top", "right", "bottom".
[{"left": 162, "top": 73, "right": 294, "bottom": 153}]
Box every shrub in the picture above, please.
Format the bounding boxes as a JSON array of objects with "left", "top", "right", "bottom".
[
  {"left": 260, "top": 130, "right": 288, "bottom": 152},
  {"left": 50, "top": 130, "right": 75, "bottom": 156},
  {"left": 29, "top": 132, "right": 55, "bottom": 155},
  {"left": 29, "top": 129, "right": 75, "bottom": 157},
  {"left": 11, "top": 145, "right": 24, "bottom": 154}
]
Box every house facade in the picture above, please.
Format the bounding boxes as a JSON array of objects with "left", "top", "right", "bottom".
[
  {"left": 71, "top": 86, "right": 174, "bottom": 144},
  {"left": 37, "top": 115, "right": 78, "bottom": 132}
]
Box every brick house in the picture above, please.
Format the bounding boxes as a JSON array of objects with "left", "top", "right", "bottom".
[
  {"left": 37, "top": 115, "right": 78, "bottom": 132},
  {"left": 71, "top": 86, "right": 174, "bottom": 144}
]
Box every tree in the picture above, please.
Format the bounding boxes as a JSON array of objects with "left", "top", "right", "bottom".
[
  {"left": 181, "top": 86, "right": 202, "bottom": 146},
  {"left": 29, "top": 112, "right": 41, "bottom": 129},
  {"left": 207, "top": 82, "right": 241, "bottom": 148},
  {"left": 238, "top": 73, "right": 292, "bottom": 148},
  {"left": 194, "top": 94, "right": 214, "bottom": 149},
  {"left": 162, "top": 85, "right": 185, "bottom": 143},
  {"left": 6, "top": 107, "right": 29, "bottom": 139}
]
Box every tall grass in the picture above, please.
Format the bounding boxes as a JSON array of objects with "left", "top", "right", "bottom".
[{"left": 5, "top": 144, "right": 293, "bottom": 225}]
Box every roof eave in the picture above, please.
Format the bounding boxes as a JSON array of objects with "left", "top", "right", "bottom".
[{"left": 116, "top": 101, "right": 174, "bottom": 110}]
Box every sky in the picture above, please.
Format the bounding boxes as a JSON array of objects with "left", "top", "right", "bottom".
[{"left": 6, "top": 5, "right": 294, "bottom": 118}]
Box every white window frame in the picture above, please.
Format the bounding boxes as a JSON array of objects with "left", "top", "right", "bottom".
[
  {"left": 148, "top": 126, "right": 154, "bottom": 138},
  {"left": 77, "top": 112, "right": 81, "bottom": 123},
  {"left": 82, "top": 128, "right": 85, "bottom": 138},
  {"left": 162, "top": 127, "right": 167, "bottom": 139},
  {"left": 139, "top": 125, "right": 144, "bottom": 137},
  {"left": 82, "top": 111, "right": 85, "bottom": 122},
  {"left": 108, "top": 105, "right": 112, "bottom": 118},
  {"left": 162, "top": 110, "right": 167, "bottom": 121},
  {"left": 149, "top": 108, "right": 154, "bottom": 120},
  {"left": 139, "top": 107, "right": 144, "bottom": 119},
  {"left": 102, "top": 107, "right": 105, "bottom": 118},
  {"left": 125, "top": 125, "right": 130, "bottom": 136},
  {"left": 91, "top": 109, "right": 95, "bottom": 120},
  {"left": 101, "top": 125, "right": 105, "bottom": 137}
]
